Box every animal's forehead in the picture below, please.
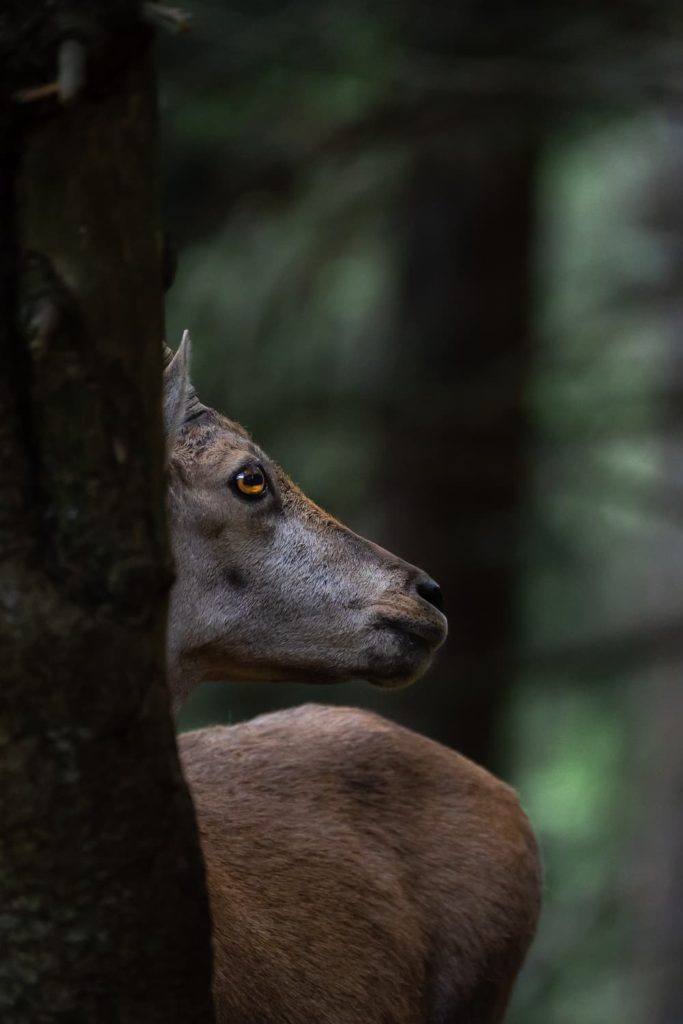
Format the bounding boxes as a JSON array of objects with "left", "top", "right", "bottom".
[
  {"left": 173, "top": 408, "right": 337, "bottom": 520},
  {"left": 174, "top": 410, "right": 267, "bottom": 467},
  {"left": 213, "top": 413, "right": 264, "bottom": 459}
]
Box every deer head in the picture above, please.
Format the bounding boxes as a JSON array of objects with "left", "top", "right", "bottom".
[{"left": 164, "top": 333, "right": 447, "bottom": 710}]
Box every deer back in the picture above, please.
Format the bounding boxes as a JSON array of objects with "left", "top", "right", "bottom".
[{"left": 180, "top": 704, "right": 541, "bottom": 1024}]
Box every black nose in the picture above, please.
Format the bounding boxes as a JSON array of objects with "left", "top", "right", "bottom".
[{"left": 416, "top": 576, "right": 444, "bottom": 613}]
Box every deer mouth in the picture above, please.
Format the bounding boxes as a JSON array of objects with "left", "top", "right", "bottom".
[
  {"left": 374, "top": 614, "right": 447, "bottom": 651},
  {"left": 361, "top": 613, "right": 446, "bottom": 688}
]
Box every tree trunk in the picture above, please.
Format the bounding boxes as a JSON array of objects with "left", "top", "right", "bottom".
[
  {"left": 0, "top": 8, "right": 214, "bottom": 1021},
  {"left": 378, "top": 133, "right": 538, "bottom": 771},
  {"left": 630, "top": 114, "right": 683, "bottom": 1024}
]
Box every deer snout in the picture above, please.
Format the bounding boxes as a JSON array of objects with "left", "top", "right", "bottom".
[
  {"left": 414, "top": 574, "right": 444, "bottom": 613},
  {"left": 366, "top": 563, "right": 447, "bottom": 687},
  {"left": 372, "top": 566, "right": 447, "bottom": 646}
]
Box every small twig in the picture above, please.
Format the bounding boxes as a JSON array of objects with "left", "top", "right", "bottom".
[
  {"left": 26, "top": 297, "right": 60, "bottom": 355},
  {"left": 14, "top": 37, "right": 86, "bottom": 105},
  {"left": 14, "top": 81, "right": 60, "bottom": 104},
  {"left": 142, "top": 2, "right": 192, "bottom": 33}
]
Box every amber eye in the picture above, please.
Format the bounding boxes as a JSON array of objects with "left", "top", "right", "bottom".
[{"left": 232, "top": 464, "right": 267, "bottom": 499}]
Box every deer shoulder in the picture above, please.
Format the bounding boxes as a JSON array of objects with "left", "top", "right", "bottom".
[{"left": 180, "top": 704, "right": 542, "bottom": 1024}]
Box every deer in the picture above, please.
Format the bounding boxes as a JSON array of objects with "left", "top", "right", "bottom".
[{"left": 164, "top": 334, "right": 542, "bottom": 1024}]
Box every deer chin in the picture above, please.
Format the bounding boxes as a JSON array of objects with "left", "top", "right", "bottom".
[{"left": 351, "top": 610, "right": 447, "bottom": 689}]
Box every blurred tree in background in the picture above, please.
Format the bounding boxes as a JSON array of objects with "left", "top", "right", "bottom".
[{"left": 159, "top": 3, "right": 683, "bottom": 1022}]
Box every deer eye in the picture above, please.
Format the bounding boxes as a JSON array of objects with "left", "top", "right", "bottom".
[{"left": 232, "top": 464, "right": 268, "bottom": 499}]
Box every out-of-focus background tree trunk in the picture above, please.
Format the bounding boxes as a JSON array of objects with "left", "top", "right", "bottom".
[
  {"left": 0, "top": 7, "right": 214, "bottom": 1020},
  {"left": 629, "top": 114, "right": 683, "bottom": 1024},
  {"left": 378, "top": 138, "right": 538, "bottom": 770}
]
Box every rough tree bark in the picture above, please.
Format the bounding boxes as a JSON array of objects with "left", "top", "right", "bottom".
[{"left": 0, "top": 5, "right": 214, "bottom": 1021}]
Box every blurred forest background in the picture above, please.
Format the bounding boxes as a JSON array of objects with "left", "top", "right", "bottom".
[{"left": 158, "top": 4, "right": 683, "bottom": 1022}]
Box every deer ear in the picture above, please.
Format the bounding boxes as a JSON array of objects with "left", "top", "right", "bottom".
[{"left": 163, "top": 329, "right": 192, "bottom": 452}]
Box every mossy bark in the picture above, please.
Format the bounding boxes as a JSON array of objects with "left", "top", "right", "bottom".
[{"left": 0, "top": 7, "right": 214, "bottom": 1022}]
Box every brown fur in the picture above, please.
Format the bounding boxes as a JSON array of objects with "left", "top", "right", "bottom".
[{"left": 181, "top": 705, "right": 542, "bottom": 1024}]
